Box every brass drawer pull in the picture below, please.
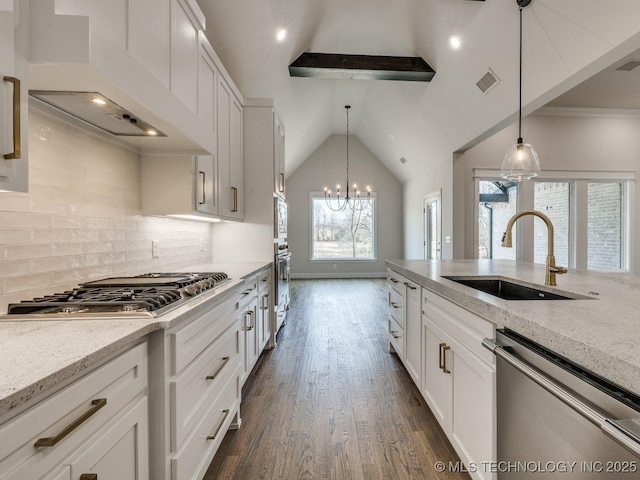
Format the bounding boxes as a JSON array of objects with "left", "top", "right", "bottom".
[
  {"left": 35, "top": 398, "right": 107, "bottom": 447},
  {"left": 404, "top": 282, "right": 417, "bottom": 290},
  {"left": 438, "top": 343, "right": 446, "bottom": 370},
  {"left": 279, "top": 172, "right": 285, "bottom": 193},
  {"left": 442, "top": 345, "right": 451, "bottom": 374},
  {"left": 199, "top": 171, "right": 206, "bottom": 205},
  {"left": 206, "top": 357, "right": 230, "bottom": 381},
  {"left": 80, "top": 475, "right": 98, "bottom": 480},
  {"left": 231, "top": 186, "right": 238, "bottom": 212},
  {"left": 389, "top": 277, "right": 399, "bottom": 283},
  {"left": 390, "top": 302, "right": 401, "bottom": 309},
  {"left": 207, "top": 409, "right": 230, "bottom": 441},
  {"left": 3, "top": 76, "right": 21, "bottom": 160}
]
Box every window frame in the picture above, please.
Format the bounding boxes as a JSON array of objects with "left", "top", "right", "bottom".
[
  {"left": 472, "top": 169, "right": 635, "bottom": 273},
  {"left": 308, "top": 191, "right": 378, "bottom": 262}
]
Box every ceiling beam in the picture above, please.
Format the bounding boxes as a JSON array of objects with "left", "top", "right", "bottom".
[{"left": 289, "top": 52, "right": 436, "bottom": 82}]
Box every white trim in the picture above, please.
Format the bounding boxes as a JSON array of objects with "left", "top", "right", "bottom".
[
  {"left": 308, "top": 191, "right": 378, "bottom": 262},
  {"left": 423, "top": 189, "right": 442, "bottom": 260},
  {"left": 473, "top": 168, "right": 635, "bottom": 181},
  {"left": 290, "top": 272, "right": 386, "bottom": 279},
  {"left": 533, "top": 106, "right": 640, "bottom": 119}
]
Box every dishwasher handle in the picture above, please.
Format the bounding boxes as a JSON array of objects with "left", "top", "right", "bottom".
[{"left": 483, "top": 338, "right": 640, "bottom": 458}]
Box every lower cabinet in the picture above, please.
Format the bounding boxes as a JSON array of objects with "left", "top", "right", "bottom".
[
  {"left": 0, "top": 343, "right": 148, "bottom": 480},
  {"left": 257, "top": 269, "right": 272, "bottom": 352},
  {"left": 422, "top": 289, "right": 496, "bottom": 480}
]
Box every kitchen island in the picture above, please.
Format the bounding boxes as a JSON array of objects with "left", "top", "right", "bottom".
[{"left": 386, "top": 258, "right": 640, "bottom": 396}]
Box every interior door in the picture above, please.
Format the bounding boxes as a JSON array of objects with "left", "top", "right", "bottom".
[{"left": 423, "top": 190, "right": 442, "bottom": 259}]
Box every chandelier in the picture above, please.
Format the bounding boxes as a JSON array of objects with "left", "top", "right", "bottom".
[{"left": 323, "top": 105, "right": 371, "bottom": 212}]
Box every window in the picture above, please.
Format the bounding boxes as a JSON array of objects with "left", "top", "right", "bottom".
[
  {"left": 478, "top": 181, "right": 518, "bottom": 260},
  {"left": 310, "top": 194, "right": 375, "bottom": 260},
  {"left": 474, "top": 170, "right": 633, "bottom": 272}
]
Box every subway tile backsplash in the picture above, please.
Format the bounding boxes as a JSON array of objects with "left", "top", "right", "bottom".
[{"left": 0, "top": 108, "right": 212, "bottom": 314}]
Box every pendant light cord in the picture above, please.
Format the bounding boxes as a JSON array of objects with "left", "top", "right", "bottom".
[
  {"left": 345, "top": 106, "right": 350, "bottom": 199},
  {"left": 518, "top": 5, "right": 523, "bottom": 143}
]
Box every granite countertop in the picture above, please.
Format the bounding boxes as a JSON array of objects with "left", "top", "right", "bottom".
[
  {"left": 0, "top": 261, "right": 271, "bottom": 417},
  {"left": 386, "top": 259, "right": 640, "bottom": 396}
]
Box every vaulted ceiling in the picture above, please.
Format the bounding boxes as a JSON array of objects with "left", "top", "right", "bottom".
[{"left": 196, "top": 0, "right": 640, "bottom": 184}]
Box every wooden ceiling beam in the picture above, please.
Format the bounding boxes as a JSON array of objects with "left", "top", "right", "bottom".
[{"left": 288, "top": 52, "right": 436, "bottom": 82}]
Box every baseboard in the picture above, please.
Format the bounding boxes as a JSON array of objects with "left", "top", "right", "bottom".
[{"left": 290, "top": 272, "right": 387, "bottom": 279}]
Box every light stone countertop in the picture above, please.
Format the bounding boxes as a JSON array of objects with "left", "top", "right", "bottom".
[
  {"left": 386, "top": 259, "right": 640, "bottom": 396},
  {"left": 0, "top": 261, "right": 271, "bottom": 417}
]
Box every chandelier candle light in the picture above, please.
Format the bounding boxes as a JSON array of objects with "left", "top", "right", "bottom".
[
  {"left": 500, "top": 0, "right": 540, "bottom": 181},
  {"left": 324, "top": 105, "right": 371, "bottom": 212}
]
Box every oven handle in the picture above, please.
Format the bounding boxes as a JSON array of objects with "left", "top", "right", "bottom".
[{"left": 483, "top": 338, "right": 640, "bottom": 458}]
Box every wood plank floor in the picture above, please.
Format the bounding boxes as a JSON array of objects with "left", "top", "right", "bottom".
[{"left": 204, "top": 279, "right": 470, "bottom": 480}]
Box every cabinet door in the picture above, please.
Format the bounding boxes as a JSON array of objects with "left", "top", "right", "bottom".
[
  {"left": 170, "top": 0, "right": 198, "bottom": 113},
  {"left": 195, "top": 155, "right": 217, "bottom": 214},
  {"left": 217, "top": 78, "right": 233, "bottom": 217},
  {"left": 451, "top": 342, "right": 496, "bottom": 480},
  {"left": 0, "top": 1, "right": 27, "bottom": 193},
  {"left": 240, "top": 297, "right": 258, "bottom": 386},
  {"left": 230, "top": 96, "right": 243, "bottom": 218},
  {"left": 422, "top": 318, "right": 452, "bottom": 431},
  {"left": 259, "top": 290, "right": 271, "bottom": 351},
  {"left": 273, "top": 113, "right": 285, "bottom": 198},
  {"left": 403, "top": 280, "right": 421, "bottom": 389},
  {"left": 198, "top": 42, "right": 217, "bottom": 132}
]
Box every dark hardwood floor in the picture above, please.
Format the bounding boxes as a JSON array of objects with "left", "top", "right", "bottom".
[{"left": 204, "top": 279, "right": 470, "bottom": 480}]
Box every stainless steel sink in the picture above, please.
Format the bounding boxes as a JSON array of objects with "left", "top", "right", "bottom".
[{"left": 442, "top": 276, "right": 576, "bottom": 300}]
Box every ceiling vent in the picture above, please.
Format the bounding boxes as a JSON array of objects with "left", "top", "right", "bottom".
[
  {"left": 476, "top": 68, "right": 500, "bottom": 95},
  {"left": 616, "top": 60, "right": 640, "bottom": 72}
]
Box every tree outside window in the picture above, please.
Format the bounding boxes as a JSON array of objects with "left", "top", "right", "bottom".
[{"left": 311, "top": 196, "right": 375, "bottom": 260}]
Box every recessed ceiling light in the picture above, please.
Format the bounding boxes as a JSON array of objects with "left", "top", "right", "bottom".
[
  {"left": 92, "top": 98, "right": 106, "bottom": 105},
  {"left": 276, "top": 29, "right": 287, "bottom": 42},
  {"left": 449, "top": 35, "right": 462, "bottom": 51},
  {"left": 388, "top": 133, "right": 395, "bottom": 141}
]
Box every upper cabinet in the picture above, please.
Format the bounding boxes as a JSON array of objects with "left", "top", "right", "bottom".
[
  {"left": 217, "top": 76, "right": 243, "bottom": 220},
  {"left": 274, "top": 113, "right": 286, "bottom": 199},
  {"left": 28, "top": 0, "right": 216, "bottom": 155},
  {"left": 0, "top": 1, "right": 28, "bottom": 193}
]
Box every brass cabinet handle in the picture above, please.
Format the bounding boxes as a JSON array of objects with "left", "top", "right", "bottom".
[
  {"left": 231, "top": 186, "right": 238, "bottom": 212},
  {"left": 206, "top": 409, "right": 230, "bottom": 441},
  {"left": 35, "top": 398, "right": 107, "bottom": 447},
  {"left": 389, "top": 277, "right": 399, "bottom": 283},
  {"left": 80, "top": 475, "right": 98, "bottom": 480},
  {"left": 442, "top": 345, "right": 451, "bottom": 374},
  {"left": 404, "top": 282, "right": 417, "bottom": 290},
  {"left": 390, "top": 302, "right": 400, "bottom": 309},
  {"left": 3, "top": 76, "right": 20, "bottom": 160},
  {"left": 206, "top": 356, "right": 230, "bottom": 381},
  {"left": 243, "top": 311, "right": 254, "bottom": 330},
  {"left": 199, "top": 171, "right": 206, "bottom": 205},
  {"left": 261, "top": 295, "right": 269, "bottom": 310},
  {"left": 438, "top": 342, "right": 446, "bottom": 370},
  {"left": 279, "top": 173, "right": 285, "bottom": 193}
]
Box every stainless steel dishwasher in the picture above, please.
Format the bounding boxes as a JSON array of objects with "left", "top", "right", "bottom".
[{"left": 483, "top": 329, "right": 640, "bottom": 479}]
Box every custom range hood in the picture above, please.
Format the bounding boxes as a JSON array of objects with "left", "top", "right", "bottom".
[{"left": 29, "top": 91, "right": 166, "bottom": 137}]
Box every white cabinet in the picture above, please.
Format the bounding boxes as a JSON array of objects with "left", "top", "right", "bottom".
[
  {"left": 274, "top": 113, "right": 286, "bottom": 198},
  {"left": 237, "top": 276, "right": 259, "bottom": 386},
  {"left": 257, "top": 269, "right": 272, "bottom": 352},
  {"left": 0, "top": 0, "right": 28, "bottom": 193},
  {"left": 386, "top": 269, "right": 421, "bottom": 389},
  {"left": 421, "top": 290, "right": 496, "bottom": 480},
  {"left": 217, "top": 76, "right": 243, "bottom": 220},
  {"left": 170, "top": 0, "right": 199, "bottom": 113},
  {"left": 0, "top": 343, "right": 148, "bottom": 480}
]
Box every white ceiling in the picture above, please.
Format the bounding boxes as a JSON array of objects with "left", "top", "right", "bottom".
[{"left": 196, "top": 0, "right": 640, "bottom": 183}]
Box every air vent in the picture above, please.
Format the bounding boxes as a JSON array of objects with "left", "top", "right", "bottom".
[
  {"left": 616, "top": 60, "right": 640, "bottom": 72},
  {"left": 476, "top": 69, "right": 500, "bottom": 94},
  {"left": 29, "top": 91, "right": 166, "bottom": 137}
]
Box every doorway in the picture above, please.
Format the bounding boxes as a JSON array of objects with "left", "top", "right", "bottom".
[{"left": 423, "top": 190, "right": 442, "bottom": 260}]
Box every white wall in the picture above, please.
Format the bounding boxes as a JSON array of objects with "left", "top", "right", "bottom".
[
  {"left": 0, "top": 108, "right": 213, "bottom": 314},
  {"left": 287, "top": 135, "right": 402, "bottom": 277},
  {"left": 453, "top": 111, "right": 640, "bottom": 273}
]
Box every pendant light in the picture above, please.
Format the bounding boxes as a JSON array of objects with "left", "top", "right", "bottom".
[
  {"left": 501, "top": 0, "right": 540, "bottom": 181},
  {"left": 323, "top": 105, "right": 371, "bottom": 212}
]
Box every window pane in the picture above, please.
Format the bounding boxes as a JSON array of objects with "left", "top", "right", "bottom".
[
  {"left": 588, "top": 183, "right": 622, "bottom": 269},
  {"left": 534, "top": 182, "right": 570, "bottom": 267},
  {"left": 311, "top": 197, "right": 375, "bottom": 260},
  {"left": 478, "top": 181, "right": 517, "bottom": 260}
]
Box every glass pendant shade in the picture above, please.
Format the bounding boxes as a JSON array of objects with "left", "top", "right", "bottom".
[{"left": 501, "top": 139, "right": 540, "bottom": 181}]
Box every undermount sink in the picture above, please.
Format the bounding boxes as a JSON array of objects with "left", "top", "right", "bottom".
[{"left": 442, "top": 276, "right": 577, "bottom": 300}]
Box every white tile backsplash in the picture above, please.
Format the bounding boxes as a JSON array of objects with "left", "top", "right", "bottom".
[{"left": 0, "top": 108, "right": 213, "bottom": 314}]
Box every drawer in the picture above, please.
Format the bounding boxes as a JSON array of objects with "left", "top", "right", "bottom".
[
  {"left": 238, "top": 276, "right": 258, "bottom": 311},
  {"left": 171, "top": 319, "right": 241, "bottom": 450},
  {"left": 0, "top": 343, "right": 147, "bottom": 479},
  {"left": 172, "top": 363, "right": 241, "bottom": 480},
  {"left": 422, "top": 289, "right": 495, "bottom": 365},
  {"left": 388, "top": 316, "right": 404, "bottom": 359},
  {"left": 387, "top": 269, "right": 404, "bottom": 295},
  {"left": 257, "top": 268, "right": 271, "bottom": 293},
  {"left": 388, "top": 287, "right": 404, "bottom": 328},
  {"left": 171, "top": 294, "right": 239, "bottom": 375}
]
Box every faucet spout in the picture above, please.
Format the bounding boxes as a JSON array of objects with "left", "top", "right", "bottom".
[{"left": 501, "top": 210, "right": 567, "bottom": 286}]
